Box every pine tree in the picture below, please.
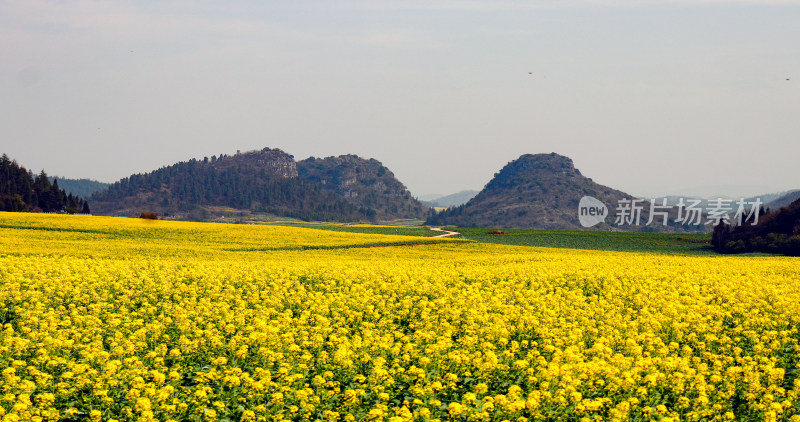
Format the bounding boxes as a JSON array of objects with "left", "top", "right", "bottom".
[{"left": 0, "top": 155, "right": 92, "bottom": 213}]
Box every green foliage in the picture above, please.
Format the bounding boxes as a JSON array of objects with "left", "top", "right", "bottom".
[
  {"left": 0, "top": 154, "right": 90, "bottom": 214},
  {"left": 712, "top": 198, "right": 800, "bottom": 256},
  {"left": 295, "top": 224, "right": 723, "bottom": 255},
  {"left": 450, "top": 227, "right": 717, "bottom": 255}
]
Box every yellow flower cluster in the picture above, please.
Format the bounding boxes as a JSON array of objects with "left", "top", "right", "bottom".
[
  {"left": 0, "top": 213, "right": 447, "bottom": 260},
  {"left": 1, "top": 212, "right": 800, "bottom": 421}
]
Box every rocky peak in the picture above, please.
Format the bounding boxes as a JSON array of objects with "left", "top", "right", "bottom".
[
  {"left": 212, "top": 148, "right": 298, "bottom": 178},
  {"left": 504, "top": 153, "right": 580, "bottom": 177},
  {"left": 297, "top": 154, "right": 428, "bottom": 219},
  {"left": 428, "top": 152, "right": 632, "bottom": 229},
  {"left": 484, "top": 153, "right": 582, "bottom": 191}
]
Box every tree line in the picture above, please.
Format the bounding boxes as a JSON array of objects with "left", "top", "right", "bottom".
[
  {"left": 712, "top": 200, "right": 800, "bottom": 256},
  {"left": 0, "top": 154, "right": 90, "bottom": 214}
]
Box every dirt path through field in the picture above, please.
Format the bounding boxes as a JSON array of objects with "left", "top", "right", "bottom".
[{"left": 429, "top": 227, "right": 460, "bottom": 238}]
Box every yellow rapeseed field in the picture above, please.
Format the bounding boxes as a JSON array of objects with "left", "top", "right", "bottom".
[{"left": 1, "top": 212, "right": 799, "bottom": 422}]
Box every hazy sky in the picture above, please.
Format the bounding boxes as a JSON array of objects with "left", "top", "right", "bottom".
[{"left": 2, "top": 0, "right": 799, "bottom": 198}]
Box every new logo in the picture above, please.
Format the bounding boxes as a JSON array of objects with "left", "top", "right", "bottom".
[{"left": 578, "top": 196, "right": 608, "bottom": 228}]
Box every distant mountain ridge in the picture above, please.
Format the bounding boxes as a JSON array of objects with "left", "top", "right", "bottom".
[
  {"left": 421, "top": 190, "right": 479, "bottom": 208},
  {"left": 764, "top": 190, "right": 800, "bottom": 211},
  {"left": 427, "top": 153, "right": 703, "bottom": 231},
  {"left": 90, "top": 148, "right": 427, "bottom": 222},
  {"left": 49, "top": 177, "right": 110, "bottom": 198},
  {"left": 13, "top": 148, "right": 796, "bottom": 229}
]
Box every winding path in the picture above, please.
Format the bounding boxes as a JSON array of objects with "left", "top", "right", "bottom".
[{"left": 429, "top": 227, "right": 461, "bottom": 238}]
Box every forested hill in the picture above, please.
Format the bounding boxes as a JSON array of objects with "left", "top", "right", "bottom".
[
  {"left": 48, "top": 177, "right": 110, "bottom": 198},
  {"left": 427, "top": 153, "right": 660, "bottom": 230},
  {"left": 0, "top": 154, "right": 90, "bottom": 214},
  {"left": 297, "top": 155, "right": 429, "bottom": 220},
  {"left": 90, "top": 148, "right": 370, "bottom": 221},
  {"left": 713, "top": 197, "right": 800, "bottom": 255}
]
